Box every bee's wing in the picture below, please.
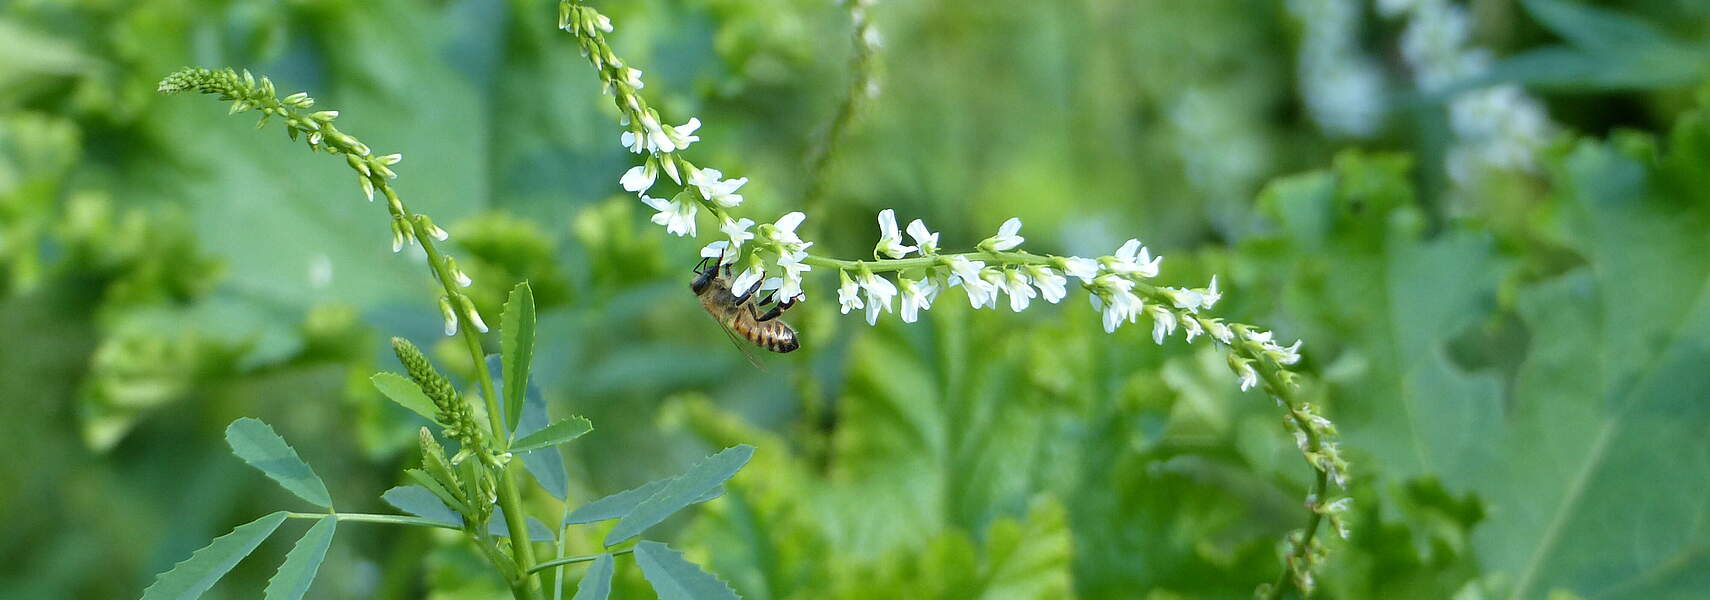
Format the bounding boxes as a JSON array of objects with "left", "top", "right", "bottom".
[{"left": 715, "top": 318, "right": 767, "bottom": 371}]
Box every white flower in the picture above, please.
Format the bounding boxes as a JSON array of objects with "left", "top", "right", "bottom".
[
  {"left": 1207, "top": 319, "right": 1235, "bottom": 344},
  {"left": 945, "top": 256, "right": 998, "bottom": 308},
  {"left": 837, "top": 271, "right": 864, "bottom": 314},
  {"left": 1061, "top": 256, "right": 1100, "bottom": 282},
  {"left": 858, "top": 270, "right": 897, "bottom": 325},
  {"left": 767, "top": 212, "right": 808, "bottom": 247},
  {"left": 641, "top": 194, "right": 696, "bottom": 237},
  {"left": 776, "top": 251, "right": 811, "bottom": 300},
  {"left": 1181, "top": 315, "right": 1204, "bottom": 342},
  {"left": 1089, "top": 274, "right": 1142, "bottom": 333},
  {"left": 640, "top": 112, "right": 674, "bottom": 153},
  {"left": 1165, "top": 287, "right": 1206, "bottom": 312},
  {"left": 1245, "top": 329, "right": 1275, "bottom": 345},
  {"left": 1272, "top": 340, "right": 1304, "bottom": 365},
  {"left": 1026, "top": 265, "right": 1068, "bottom": 303},
  {"left": 668, "top": 117, "right": 702, "bottom": 151},
  {"left": 977, "top": 270, "right": 1007, "bottom": 310},
  {"left": 688, "top": 167, "right": 746, "bottom": 208},
  {"left": 462, "top": 297, "right": 489, "bottom": 334},
  {"left": 1233, "top": 359, "right": 1259, "bottom": 392},
  {"left": 620, "top": 158, "right": 658, "bottom": 193},
  {"left": 981, "top": 217, "right": 1024, "bottom": 251},
  {"left": 594, "top": 12, "right": 613, "bottom": 32},
  {"left": 1001, "top": 269, "right": 1036, "bottom": 312},
  {"left": 721, "top": 217, "right": 755, "bottom": 250},
  {"left": 874, "top": 209, "right": 916, "bottom": 259},
  {"left": 1148, "top": 305, "right": 1177, "bottom": 345},
  {"left": 730, "top": 255, "right": 765, "bottom": 298},
  {"left": 1201, "top": 275, "right": 1222, "bottom": 308},
  {"left": 899, "top": 277, "right": 939, "bottom": 323},
  {"left": 700, "top": 240, "right": 736, "bottom": 265},
  {"left": 622, "top": 67, "right": 644, "bottom": 89},
  {"left": 1106, "top": 239, "right": 1161, "bottom": 277},
  {"left": 906, "top": 219, "right": 939, "bottom": 255},
  {"left": 439, "top": 296, "right": 459, "bottom": 336}
]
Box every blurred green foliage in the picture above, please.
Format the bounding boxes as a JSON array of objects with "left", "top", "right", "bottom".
[{"left": 2, "top": 0, "right": 1709, "bottom": 598}]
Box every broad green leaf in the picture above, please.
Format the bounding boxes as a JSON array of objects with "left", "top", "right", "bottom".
[
  {"left": 141, "top": 511, "right": 288, "bottom": 600},
  {"left": 510, "top": 416, "right": 592, "bottom": 453},
  {"left": 501, "top": 282, "right": 537, "bottom": 435},
  {"left": 633, "top": 541, "right": 740, "bottom": 600},
  {"left": 263, "top": 516, "right": 336, "bottom": 600},
  {"left": 486, "top": 507, "right": 556, "bottom": 542},
  {"left": 570, "top": 554, "right": 615, "bottom": 600},
  {"left": 225, "top": 418, "right": 333, "bottom": 509},
  {"left": 487, "top": 354, "right": 568, "bottom": 500},
  {"left": 566, "top": 478, "right": 724, "bottom": 525},
  {"left": 382, "top": 485, "right": 462, "bottom": 527},
  {"left": 604, "top": 445, "right": 753, "bottom": 546},
  {"left": 371, "top": 373, "right": 438, "bottom": 422}
]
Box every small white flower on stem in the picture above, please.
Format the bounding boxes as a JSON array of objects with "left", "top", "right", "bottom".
[
  {"left": 700, "top": 240, "right": 736, "bottom": 265},
  {"left": 688, "top": 167, "right": 746, "bottom": 208},
  {"left": 858, "top": 269, "right": 897, "bottom": 325},
  {"left": 1026, "top": 265, "right": 1068, "bottom": 303},
  {"left": 1062, "top": 256, "right": 1099, "bottom": 282},
  {"left": 641, "top": 194, "right": 697, "bottom": 237},
  {"left": 1090, "top": 274, "right": 1142, "bottom": 333},
  {"left": 1201, "top": 275, "right": 1222, "bottom": 308},
  {"left": 667, "top": 117, "right": 701, "bottom": 151},
  {"left": 426, "top": 223, "right": 450, "bottom": 242},
  {"left": 620, "top": 129, "right": 646, "bottom": 153},
  {"left": 721, "top": 217, "right": 755, "bottom": 250},
  {"left": 1206, "top": 319, "right": 1235, "bottom": 344},
  {"left": 977, "top": 270, "right": 1007, "bottom": 310},
  {"left": 622, "top": 67, "right": 644, "bottom": 89},
  {"left": 946, "top": 256, "right": 997, "bottom": 308},
  {"left": 906, "top": 219, "right": 939, "bottom": 255},
  {"left": 1148, "top": 305, "right": 1177, "bottom": 344},
  {"left": 1272, "top": 340, "right": 1304, "bottom": 365},
  {"left": 837, "top": 270, "right": 864, "bottom": 314},
  {"left": 620, "top": 157, "right": 659, "bottom": 193},
  {"left": 898, "top": 277, "right": 938, "bottom": 322},
  {"left": 730, "top": 255, "right": 766, "bottom": 298},
  {"left": 594, "top": 12, "right": 613, "bottom": 32},
  {"left": 874, "top": 209, "right": 916, "bottom": 259},
  {"left": 1181, "top": 314, "right": 1204, "bottom": 341},
  {"left": 1106, "top": 239, "right": 1161, "bottom": 278},
  {"left": 639, "top": 111, "right": 675, "bottom": 153},
  {"left": 438, "top": 296, "right": 459, "bottom": 336},
  {"left": 981, "top": 217, "right": 1025, "bottom": 251},
  {"left": 776, "top": 251, "right": 811, "bottom": 300},
  {"left": 460, "top": 295, "right": 489, "bottom": 333},
  {"left": 1229, "top": 356, "right": 1259, "bottom": 391},
  {"left": 1002, "top": 269, "right": 1036, "bottom": 312}
]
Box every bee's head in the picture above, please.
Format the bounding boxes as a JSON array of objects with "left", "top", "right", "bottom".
[{"left": 691, "top": 256, "right": 716, "bottom": 294}]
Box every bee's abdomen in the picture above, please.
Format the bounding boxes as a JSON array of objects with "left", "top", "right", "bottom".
[{"left": 732, "top": 316, "right": 799, "bottom": 353}]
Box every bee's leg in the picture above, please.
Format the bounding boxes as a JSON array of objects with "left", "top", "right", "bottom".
[
  {"left": 758, "top": 296, "right": 798, "bottom": 322},
  {"left": 733, "top": 278, "right": 764, "bottom": 305},
  {"left": 756, "top": 292, "right": 777, "bottom": 307}
]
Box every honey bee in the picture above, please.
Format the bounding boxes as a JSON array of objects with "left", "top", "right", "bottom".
[{"left": 691, "top": 253, "right": 800, "bottom": 364}]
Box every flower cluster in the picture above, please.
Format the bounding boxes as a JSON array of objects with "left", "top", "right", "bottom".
[
  {"left": 1285, "top": 0, "right": 1386, "bottom": 137},
  {"left": 556, "top": 7, "right": 1348, "bottom": 594},
  {"left": 1379, "top": 0, "right": 1552, "bottom": 184},
  {"left": 158, "top": 67, "right": 485, "bottom": 338}
]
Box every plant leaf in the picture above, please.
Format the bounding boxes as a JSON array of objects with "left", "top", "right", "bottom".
[
  {"left": 632, "top": 541, "right": 740, "bottom": 600},
  {"left": 141, "top": 511, "right": 288, "bottom": 600},
  {"left": 225, "top": 418, "right": 332, "bottom": 509},
  {"left": 487, "top": 354, "right": 568, "bottom": 500},
  {"left": 263, "top": 515, "right": 336, "bottom": 600},
  {"left": 1522, "top": 0, "right": 1672, "bottom": 50},
  {"left": 570, "top": 554, "right": 615, "bottom": 600},
  {"left": 382, "top": 485, "right": 462, "bottom": 527},
  {"left": 604, "top": 445, "right": 753, "bottom": 546},
  {"left": 501, "top": 281, "right": 537, "bottom": 435},
  {"left": 511, "top": 416, "right": 592, "bottom": 454},
  {"left": 371, "top": 372, "right": 438, "bottom": 422},
  {"left": 566, "top": 478, "right": 723, "bottom": 526}
]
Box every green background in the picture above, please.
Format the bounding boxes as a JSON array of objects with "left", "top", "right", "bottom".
[{"left": 2, "top": 0, "right": 1709, "bottom": 598}]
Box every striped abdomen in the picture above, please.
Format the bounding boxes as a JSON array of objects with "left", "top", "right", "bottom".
[{"left": 726, "top": 311, "right": 799, "bottom": 353}]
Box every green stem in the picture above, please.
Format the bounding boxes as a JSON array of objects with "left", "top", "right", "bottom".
[
  {"left": 799, "top": 0, "right": 879, "bottom": 235},
  {"left": 284, "top": 512, "right": 459, "bottom": 529},
  {"left": 1251, "top": 345, "right": 1328, "bottom": 600},
  {"left": 528, "top": 547, "right": 636, "bottom": 574},
  {"left": 798, "top": 250, "right": 1052, "bottom": 272},
  {"left": 380, "top": 182, "right": 542, "bottom": 600}
]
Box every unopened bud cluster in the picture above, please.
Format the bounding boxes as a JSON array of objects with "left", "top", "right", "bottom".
[{"left": 391, "top": 337, "right": 489, "bottom": 458}]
